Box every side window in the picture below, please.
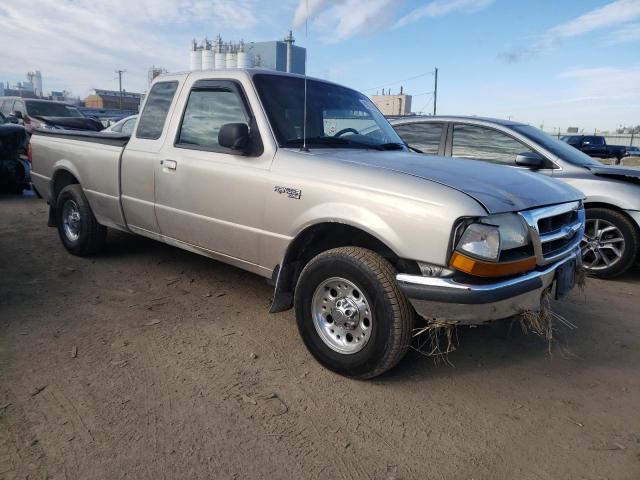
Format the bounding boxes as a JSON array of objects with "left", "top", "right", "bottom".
[
  {"left": 0, "top": 100, "right": 11, "bottom": 115},
  {"left": 583, "top": 136, "right": 604, "bottom": 145},
  {"left": 176, "top": 87, "right": 248, "bottom": 151},
  {"left": 121, "top": 118, "right": 136, "bottom": 135},
  {"left": 13, "top": 101, "right": 25, "bottom": 115},
  {"left": 136, "top": 81, "right": 178, "bottom": 140},
  {"left": 394, "top": 122, "right": 444, "bottom": 155},
  {"left": 452, "top": 124, "right": 534, "bottom": 166}
]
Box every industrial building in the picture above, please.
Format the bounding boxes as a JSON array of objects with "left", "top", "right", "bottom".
[
  {"left": 371, "top": 88, "right": 413, "bottom": 116},
  {"left": 189, "top": 31, "right": 305, "bottom": 74},
  {"left": 1, "top": 71, "right": 44, "bottom": 99},
  {"left": 84, "top": 89, "right": 142, "bottom": 111}
]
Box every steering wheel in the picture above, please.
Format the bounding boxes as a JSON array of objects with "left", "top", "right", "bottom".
[{"left": 334, "top": 127, "right": 359, "bottom": 137}]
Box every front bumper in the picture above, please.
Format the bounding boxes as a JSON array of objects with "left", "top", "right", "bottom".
[{"left": 397, "top": 248, "right": 581, "bottom": 325}]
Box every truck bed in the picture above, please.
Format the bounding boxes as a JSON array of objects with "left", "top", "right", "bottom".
[{"left": 30, "top": 129, "right": 130, "bottom": 230}]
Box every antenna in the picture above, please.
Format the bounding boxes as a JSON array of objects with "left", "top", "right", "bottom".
[{"left": 301, "top": 0, "right": 309, "bottom": 152}]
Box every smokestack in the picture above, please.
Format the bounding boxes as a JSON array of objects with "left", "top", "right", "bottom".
[
  {"left": 400, "top": 85, "right": 403, "bottom": 95},
  {"left": 285, "top": 30, "right": 295, "bottom": 73}
]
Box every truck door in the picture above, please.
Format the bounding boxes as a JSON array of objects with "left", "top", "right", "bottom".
[
  {"left": 581, "top": 136, "right": 606, "bottom": 157},
  {"left": 153, "top": 79, "right": 271, "bottom": 267},
  {"left": 121, "top": 80, "right": 181, "bottom": 235}
]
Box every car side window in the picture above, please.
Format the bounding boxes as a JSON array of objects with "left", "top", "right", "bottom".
[
  {"left": 452, "top": 124, "right": 535, "bottom": 166},
  {"left": 121, "top": 118, "right": 136, "bottom": 135},
  {"left": 13, "top": 101, "right": 25, "bottom": 115},
  {"left": 394, "top": 123, "right": 444, "bottom": 155},
  {"left": 0, "top": 100, "right": 12, "bottom": 115},
  {"left": 583, "top": 136, "right": 604, "bottom": 145},
  {"left": 176, "top": 87, "right": 248, "bottom": 152},
  {"left": 136, "top": 81, "right": 179, "bottom": 140}
]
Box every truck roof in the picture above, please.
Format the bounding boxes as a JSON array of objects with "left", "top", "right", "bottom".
[{"left": 152, "top": 68, "right": 346, "bottom": 89}]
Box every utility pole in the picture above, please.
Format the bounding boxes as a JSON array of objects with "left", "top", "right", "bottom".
[
  {"left": 433, "top": 67, "right": 438, "bottom": 116},
  {"left": 115, "top": 69, "right": 126, "bottom": 110}
]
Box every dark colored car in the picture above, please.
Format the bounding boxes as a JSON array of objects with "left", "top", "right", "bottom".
[
  {"left": 0, "top": 112, "right": 29, "bottom": 193},
  {"left": 560, "top": 135, "right": 626, "bottom": 164},
  {"left": 624, "top": 146, "right": 640, "bottom": 158},
  {"left": 391, "top": 116, "right": 640, "bottom": 278},
  {"left": 0, "top": 97, "right": 103, "bottom": 133}
]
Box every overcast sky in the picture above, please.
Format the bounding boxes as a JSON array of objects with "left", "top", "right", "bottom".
[{"left": 1, "top": 0, "right": 639, "bottom": 131}]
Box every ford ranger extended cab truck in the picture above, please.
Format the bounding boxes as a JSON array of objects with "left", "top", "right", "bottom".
[{"left": 31, "top": 70, "right": 585, "bottom": 378}]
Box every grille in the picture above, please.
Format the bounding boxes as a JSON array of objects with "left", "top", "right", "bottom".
[{"left": 519, "top": 201, "right": 585, "bottom": 266}]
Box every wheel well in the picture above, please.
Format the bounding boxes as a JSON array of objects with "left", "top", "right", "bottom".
[
  {"left": 269, "top": 222, "right": 418, "bottom": 313},
  {"left": 584, "top": 202, "right": 640, "bottom": 237},
  {"left": 52, "top": 170, "right": 79, "bottom": 203}
]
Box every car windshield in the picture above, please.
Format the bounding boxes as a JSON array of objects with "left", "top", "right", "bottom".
[
  {"left": 25, "top": 100, "right": 84, "bottom": 118},
  {"left": 253, "top": 74, "right": 404, "bottom": 150},
  {"left": 512, "top": 125, "right": 601, "bottom": 167}
]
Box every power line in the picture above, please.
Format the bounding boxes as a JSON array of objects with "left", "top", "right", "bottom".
[{"left": 365, "top": 71, "right": 434, "bottom": 92}]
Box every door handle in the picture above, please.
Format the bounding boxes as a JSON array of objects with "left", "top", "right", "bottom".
[{"left": 161, "top": 159, "right": 177, "bottom": 170}]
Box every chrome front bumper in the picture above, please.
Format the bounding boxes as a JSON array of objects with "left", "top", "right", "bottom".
[{"left": 397, "top": 248, "right": 581, "bottom": 325}]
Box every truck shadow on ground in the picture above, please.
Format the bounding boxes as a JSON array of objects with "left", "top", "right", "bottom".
[{"left": 93, "top": 230, "right": 626, "bottom": 382}]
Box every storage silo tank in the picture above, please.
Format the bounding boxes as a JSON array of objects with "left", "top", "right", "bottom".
[
  {"left": 226, "top": 51, "right": 237, "bottom": 69},
  {"left": 214, "top": 51, "right": 225, "bottom": 69},
  {"left": 202, "top": 48, "right": 214, "bottom": 70},
  {"left": 236, "top": 41, "right": 251, "bottom": 69},
  {"left": 189, "top": 40, "right": 202, "bottom": 71},
  {"left": 236, "top": 50, "right": 250, "bottom": 69}
]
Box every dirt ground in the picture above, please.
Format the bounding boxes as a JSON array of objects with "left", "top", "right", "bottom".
[{"left": 1, "top": 194, "right": 639, "bottom": 480}]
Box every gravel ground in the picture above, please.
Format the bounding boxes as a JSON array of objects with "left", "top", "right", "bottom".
[{"left": 1, "top": 194, "right": 639, "bottom": 480}]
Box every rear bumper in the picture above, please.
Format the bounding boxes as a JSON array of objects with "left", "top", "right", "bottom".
[{"left": 397, "top": 248, "right": 580, "bottom": 325}]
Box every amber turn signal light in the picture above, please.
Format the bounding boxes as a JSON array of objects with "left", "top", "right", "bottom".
[{"left": 450, "top": 251, "right": 536, "bottom": 277}]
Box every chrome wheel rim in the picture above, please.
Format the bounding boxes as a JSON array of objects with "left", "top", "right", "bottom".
[
  {"left": 580, "top": 218, "right": 625, "bottom": 271},
  {"left": 62, "top": 199, "right": 81, "bottom": 242},
  {"left": 311, "top": 277, "right": 372, "bottom": 354}
]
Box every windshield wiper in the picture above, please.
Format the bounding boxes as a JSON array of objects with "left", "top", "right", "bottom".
[{"left": 284, "top": 137, "right": 405, "bottom": 151}]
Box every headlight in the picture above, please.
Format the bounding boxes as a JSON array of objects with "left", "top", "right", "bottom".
[
  {"left": 457, "top": 223, "right": 500, "bottom": 261},
  {"left": 456, "top": 214, "right": 530, "bottom": 262}
]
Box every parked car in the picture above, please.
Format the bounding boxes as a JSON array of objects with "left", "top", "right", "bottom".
[
  {"left": 31, "top": 71, "right": 584, "bottom": 378},
  {"left": 624, "top": 146, "right": 640, "bottom": 158},
  {"left": 103, "top": 115, "right": 137, "bottom": 135},
  {"left": 0, "top": 97, "right": 103, "bottom": 133},
  {"left": 560, "top": 135, "right": 626, "bottom": 164},
  {"left": 391, "top": 116, "right": 640, "bottom": 278},
  {"left": 0, "top": 112, "right": 29, "bottom": 193}
]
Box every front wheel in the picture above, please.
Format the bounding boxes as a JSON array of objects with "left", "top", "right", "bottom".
[
  {"left": 55, "top": 184, "right": 107, "bottom": 256},
  {"left": 581, "top": 208, "right": 638, "bottom": 278},
  {"left": 294, "top": 247, "right": 414, "bottom": 379}
]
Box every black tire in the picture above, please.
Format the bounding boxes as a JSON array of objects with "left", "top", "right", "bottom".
[
  {"left": 583, "top": 207, "right": 638, "bottom": 278},
  {"left": 55, "top": 184, "right": 107, "bottom": 256},
  {"left": 294, "top": 247, "right": 414, "bottom": 379}
]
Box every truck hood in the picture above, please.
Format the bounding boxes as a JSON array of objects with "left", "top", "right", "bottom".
[
  {"left": 321, "top": 150, "right": 583, "bottom": 214},
  {"left": 586, "top": 164, "right": 640, "bottom": 182}
]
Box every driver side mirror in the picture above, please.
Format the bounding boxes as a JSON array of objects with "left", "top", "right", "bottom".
[
  {"left": 515, "top": 151, "right": 545, "bottom": 169},
  {"left": 218, "top": 123, "right": 250, "bottom": 154}
]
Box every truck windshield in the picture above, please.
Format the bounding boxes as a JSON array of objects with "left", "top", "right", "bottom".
[
  {"left": 253, "top": 74, "right": 404, "bottom": 150},
  {"left": 512, "top": 125, "right": 601, "bottom": 167},
  {"left": 25, "top": 100, "right": 84, "bottom": 118}
]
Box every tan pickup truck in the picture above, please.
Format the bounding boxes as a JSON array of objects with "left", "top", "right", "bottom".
[{"left": 30, "top": 70, "right": 585, "bottom": 378}]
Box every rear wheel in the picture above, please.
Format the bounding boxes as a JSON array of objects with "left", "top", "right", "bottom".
[
  {"left": 581, "top": 207, "right": 638, "bottom": 278},
  {"left": 55, "top": 184, "right": 107, "bottom": 256},
  {"left": 294, "top": 247, "right": 413, "bottom": 379}
]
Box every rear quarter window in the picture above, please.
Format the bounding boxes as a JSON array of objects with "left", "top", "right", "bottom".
[{"left": 136, "top": 81, "right": 179, "bottom": 140}]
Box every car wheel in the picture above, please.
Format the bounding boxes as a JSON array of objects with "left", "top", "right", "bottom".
[
  {"left": 294, "top": 247, "right": 414, "bottom": 379},
  {"left": 581, "top": 207, "right": 638, "bottom": 278},
  {"left": 55, "top": 184, "right": 107, "bottom": 256}
]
